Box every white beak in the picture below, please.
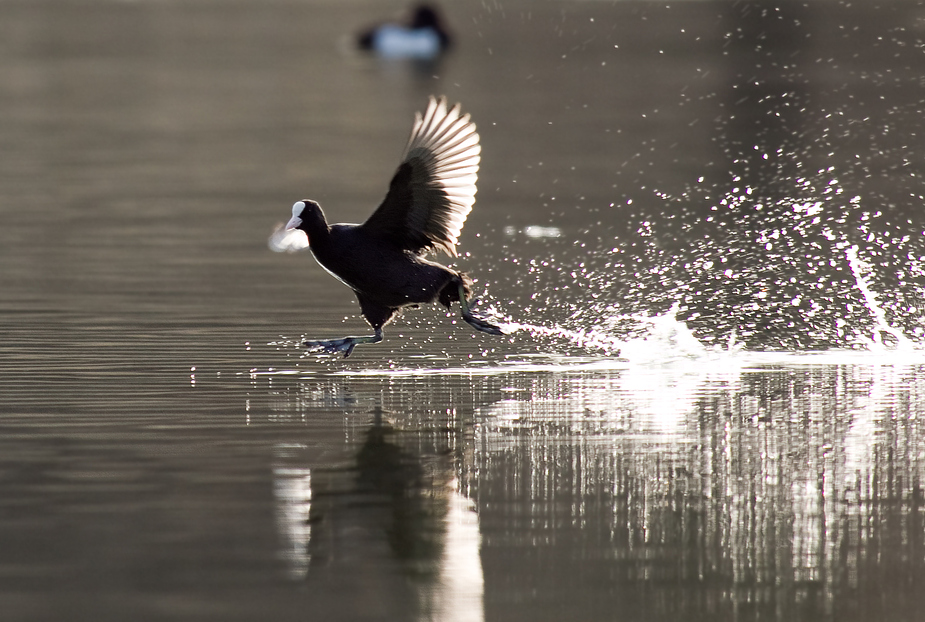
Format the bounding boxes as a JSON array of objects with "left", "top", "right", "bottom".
[{"left": 285, "top": 216, "right": 303, "bottom": 230}]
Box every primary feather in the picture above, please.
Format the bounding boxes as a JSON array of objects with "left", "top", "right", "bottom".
[{"left": 361, "top": 96, "right": 480, "bottom": 257}]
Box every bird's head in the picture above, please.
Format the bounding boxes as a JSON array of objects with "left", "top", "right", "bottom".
[
  {"left": 285, "top": 200, "right": 323, "bottom": 233},
  {"left": 411, "top": 5, "right": 442, "bottom": 30},
  {"left": 268, "top": 200, "right": 323, "bottom": 253}
]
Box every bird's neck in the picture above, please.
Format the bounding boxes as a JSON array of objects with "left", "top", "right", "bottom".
[{"left": 301, "top": 212, "right": 331, "bottom": 249}]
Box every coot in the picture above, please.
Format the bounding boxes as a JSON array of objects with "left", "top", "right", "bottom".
[{"left": 270, "top": 96, "right": 503, "bottom": 357}]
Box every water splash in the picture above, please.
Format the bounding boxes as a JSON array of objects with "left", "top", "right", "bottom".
[
  {"left": 615, "top": 305, "right": 710, "bottom": 362},
  {"left": 845, "top": 245, "right": 914, "bottom": 351},
  {"left": 490, "top": 159, "right": 925, "bottom": 353},
  {"left": 495, "top": 316, "right": 623, "bottom": 356},
  {"left": 496, "top": 303, "right": 734, "bottom": 363}
]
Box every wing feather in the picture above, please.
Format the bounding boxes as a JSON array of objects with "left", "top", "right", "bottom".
[{"left": 361, "top": 96, "right": 481, "bottom": 256}]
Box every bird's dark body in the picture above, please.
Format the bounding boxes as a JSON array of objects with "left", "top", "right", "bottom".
[{"left": 306, "top": 217, "right": 471, "bottom": 330}]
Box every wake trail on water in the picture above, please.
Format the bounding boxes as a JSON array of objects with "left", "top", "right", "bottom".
[{"left": 493, "top": 303, "right": 732, "bottom": 363}]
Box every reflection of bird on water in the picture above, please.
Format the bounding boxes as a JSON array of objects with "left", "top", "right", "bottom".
[
  {"left": 354, "top": 411, "right": 449, "bottom": 573},
  {"left": 289, "top": 407, "right": 484, "bottom": 619},
  {"left": 357, "top": 4, "right": 451, "bottom": 60},
  {"left": 305, "top": 410, "right": 450, "bottom": 600},
  {"left": 269, "top": 96, "right": 504, "bottom": 357},
  {"left": 306, "top": 408, "right": 450, "bottom": 568}
]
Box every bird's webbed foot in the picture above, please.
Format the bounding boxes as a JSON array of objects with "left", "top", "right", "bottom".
[
  {"left": 464, "top": 312, "right": 505, "bottom": 336},
  {"left": 459, "top": 285, "right": 505, "bottom": 336},
  {"left": 303, "top": 329, "right": 383, "bottom": 358}
]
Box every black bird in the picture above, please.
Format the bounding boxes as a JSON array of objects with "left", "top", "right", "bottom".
[{"left": 270, "top": 96, "right": 504, "bottom": 357}]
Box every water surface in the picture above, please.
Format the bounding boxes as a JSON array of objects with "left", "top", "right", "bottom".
[{"left": 2, "top": 1, "right": 925, "bottom": 620}]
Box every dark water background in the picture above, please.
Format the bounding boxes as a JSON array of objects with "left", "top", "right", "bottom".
[{"left": 3, "top": 1, "right": 925, "bottom": 620}]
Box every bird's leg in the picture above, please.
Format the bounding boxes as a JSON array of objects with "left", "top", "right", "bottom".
[
  {"left": 459, "top": 284, "right": 504, "bottom": 336},
  {"left": 304, "top": 328, "right": 383, "bottom": 358}
]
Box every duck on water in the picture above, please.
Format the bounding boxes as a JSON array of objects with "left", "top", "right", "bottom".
[
  {"left": 270, "top": 96, "right": 504, "bottom": 357},
  {"left": 357, "top": 4, "right": 451, "bottom": 61}
]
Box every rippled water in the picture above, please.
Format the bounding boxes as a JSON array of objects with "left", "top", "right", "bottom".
[{"left": 3, "top": 1, "right": 925, "bottom": 620}]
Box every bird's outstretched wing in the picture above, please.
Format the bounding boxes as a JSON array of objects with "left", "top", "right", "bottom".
[{"left": 361, "top": 96, "right": 480, "bottom": 257}]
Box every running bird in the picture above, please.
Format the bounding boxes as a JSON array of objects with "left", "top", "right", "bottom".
[{"left": 270, "top": 96, "right": 504, "bottom": 357}]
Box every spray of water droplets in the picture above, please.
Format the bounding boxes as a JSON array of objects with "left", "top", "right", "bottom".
[{"left": 486, "top": 165, "right": 925, "bottom": 355}]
